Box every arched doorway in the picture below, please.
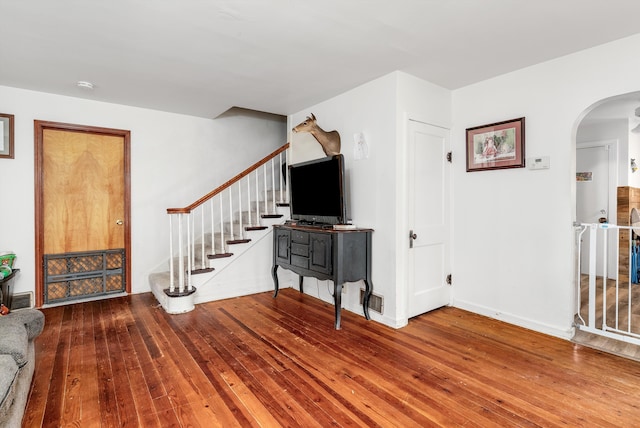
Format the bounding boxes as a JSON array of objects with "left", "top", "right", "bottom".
[{"left": 573, "top": 91, "right": 640, "bottom": 354}]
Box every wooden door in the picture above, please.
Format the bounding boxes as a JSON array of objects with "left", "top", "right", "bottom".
[
  {"left": 407, "top": 119, "right": 451, "bottom": 318},
  {"left": 35, "top": 121, "right": 131, "bottom": 306}
]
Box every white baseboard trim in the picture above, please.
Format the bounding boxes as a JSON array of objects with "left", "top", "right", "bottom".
[
  {"left": 193, "top": 276, "right": 274, "bottom": 304},
  {"left": 452, "top": 299, "right": 575, "bottom": 340}
]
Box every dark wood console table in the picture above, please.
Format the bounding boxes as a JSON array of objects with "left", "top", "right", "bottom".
[{"left": 271, "top": 224, "right": 373, "bottom": 329}]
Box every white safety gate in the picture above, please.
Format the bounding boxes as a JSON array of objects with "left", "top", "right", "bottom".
[{"left": 575, "top": 223, "right": 640, "bottom": 345}]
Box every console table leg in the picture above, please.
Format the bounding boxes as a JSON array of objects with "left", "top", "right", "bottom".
[
  {"left": 271, "top": 265, "right": 279, "bottom": 297},
  {"left": 334, "top": 283, "right": 343, "bottom": 330},
  {"left": 362, "top": 279, "right": 372, "bottom": 320},
  {"left": 299, "top": 276, "right": 304, "bottom": 293}
]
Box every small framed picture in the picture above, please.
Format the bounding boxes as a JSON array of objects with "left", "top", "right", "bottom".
[
  {"left": 466, "top": 117, "right": 525, "bottom": 172},
  {"left": 0, "top": 113, "right": 15, "bottom": 159}
]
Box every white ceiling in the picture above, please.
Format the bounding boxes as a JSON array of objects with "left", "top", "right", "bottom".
[{"left": 2, "top": 0, "right": 640, "bottom": 119}]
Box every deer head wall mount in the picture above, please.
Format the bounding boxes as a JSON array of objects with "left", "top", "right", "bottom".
[{"left": 292, "top": 113, "right": 341, "bottom": 156}]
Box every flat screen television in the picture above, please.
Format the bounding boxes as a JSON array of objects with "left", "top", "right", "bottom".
[{"left": 288, "top": 154, "right": 347, "bottom": 225}]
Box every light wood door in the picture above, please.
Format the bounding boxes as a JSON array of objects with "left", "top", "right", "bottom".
[
  {"left": 43, "top": 130, "right": 125, "bottom": 253},
  {"left": 407, "top": 119, "right": 451, "bottom": 318},
  {"left": 35, "top": 122, "right": 131, "bottom": 306}
]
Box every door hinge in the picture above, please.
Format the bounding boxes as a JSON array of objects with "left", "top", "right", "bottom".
[
  {"left": 446, "top": 274, "right": 452, "bottom": 285},
  {"left": 446, "top": 152, "right": 452, "bottom": 163}
]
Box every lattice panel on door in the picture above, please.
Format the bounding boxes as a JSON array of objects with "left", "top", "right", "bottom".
[
  {"left": 106, "top": 274, "right": 125, "bottom": 292},
  {"left": 44, "top": 249, "right": 125, "bottom": 304}
]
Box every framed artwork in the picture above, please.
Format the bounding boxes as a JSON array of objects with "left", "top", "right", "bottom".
[
  {"left": 0, "top": 113, "right": 15, "bottom": 159},
  {"left": 466, "top": 117, "right": 525, "bottom": 172}
]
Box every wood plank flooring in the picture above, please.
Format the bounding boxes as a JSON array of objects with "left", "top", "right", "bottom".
[{"left": 24, "top": 289, "right": 640, "bottom": 427}]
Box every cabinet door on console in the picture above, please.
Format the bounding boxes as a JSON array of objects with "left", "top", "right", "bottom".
[
  {"left": 309, "top": 233, "right": 332, "bottom": 274},
  {"left": 274, "top": 228, "right": 291, "bottom": 264}
]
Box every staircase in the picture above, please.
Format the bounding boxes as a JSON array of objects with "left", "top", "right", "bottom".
[{"left": 149, "top": 144, "right": 290, "bottom": 314}]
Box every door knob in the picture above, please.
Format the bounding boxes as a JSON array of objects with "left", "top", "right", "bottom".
[
  {"left": 409, "top": 230, "right": 417, "bottom": 248},
  {"left": 116, "top": 220, "right": 124, "bottom": 225},
  {"left": 598, "top": 209, "right": 607, "bottom": 223}
]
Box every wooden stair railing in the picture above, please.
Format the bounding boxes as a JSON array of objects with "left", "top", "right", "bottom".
[{"left": 165, "top": 143, "right": 289, "bottom": 295}]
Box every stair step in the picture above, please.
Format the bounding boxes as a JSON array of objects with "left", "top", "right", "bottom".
[
  {"left": 207, "top": 252, "right": 233, "bottom": 260},
  {"left": 190, "top": 267, "right": 215, "bottom": 275},
  {"left": 276, "top": 202, "right": 289, "bottom": 207},
  {"left": 246, "top": 226, "right": 268, "bottom": 231},
  {"left": 227, "top": 238, "right": 251, "bottom": 245},
  {"left": 164, "top": 286, "right": 197, "bottom": 297},
  {"left": 261, "top": 214, "right": 283, "bottom": 219}
]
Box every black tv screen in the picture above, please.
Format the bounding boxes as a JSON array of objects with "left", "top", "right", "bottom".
[{"left": 288, "top": 155, "right": 347, "bottom": 225}]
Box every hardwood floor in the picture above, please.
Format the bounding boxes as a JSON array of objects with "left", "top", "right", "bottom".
[{"left": 24, "top": 289, "right": 640, "bottom": 427}]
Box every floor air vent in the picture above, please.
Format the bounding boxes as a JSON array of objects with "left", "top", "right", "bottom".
[
  {"left": 11, "top": 292, "right": 34, "bottom": 310},
  {"left": 360, "top": 289, "right": 383, "bottom": 314}
]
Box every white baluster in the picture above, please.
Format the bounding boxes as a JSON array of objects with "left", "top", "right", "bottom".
[
  {"left": 209, "top": 199, "right": 215, "bottom": 258},
  {"left": 255, "top": 170, "right": 260, "bottom": 224},
  {"left": 285, "top": 148, "right": 290, "bottom": 203},
  {"left": 200, "top": 206, "right": 205, "bottom": 269},
  {"left": 247, "top": 174, "right": 252, "bottom": 227},
  {"left": 238, "top": 181, "right": 243, "bottom": 239},
  {"left": 278, "top": 153, "right": 284, "bottom": 204},
  {"left": 263, "top": 164, "right": 268, "bottom": 216},
  {"left": 219, "top": 195, "right": 224, "bottom": 254},
  {"left": 177, "top": 214, "right": 185, "bottom": 293},
  {"left": 228, "top": 189, "right": 234, "bottom": 240},
  {"left": 186, "top": 213, "right": 192, "bottom": 292},
  {"left": 169, "top": 215, "right": 174, "bottom": 292},
  {"left": 271, "top": 158, "right": 276, "bottom": 213}
]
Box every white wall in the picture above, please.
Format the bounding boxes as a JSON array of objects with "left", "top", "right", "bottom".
[
  {"left": 0, "top": 86, "right": 285, "bottom": 299},
  {"left": 288, "top": 73, "right": 398, "bottom": 325},
  {"left": 451, "top": 34, "right": 640, "bottom": 338},
  {"left": 288, "top": 72, "right": 452, "bottom": 328}
]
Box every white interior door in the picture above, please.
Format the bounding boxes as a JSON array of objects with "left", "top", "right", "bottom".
[
  {"left": 576, "top": 142, "right": 616, "bottom": 277},
  {"left": 407, "top": 120, "right": 450, "bottom": 318}
]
